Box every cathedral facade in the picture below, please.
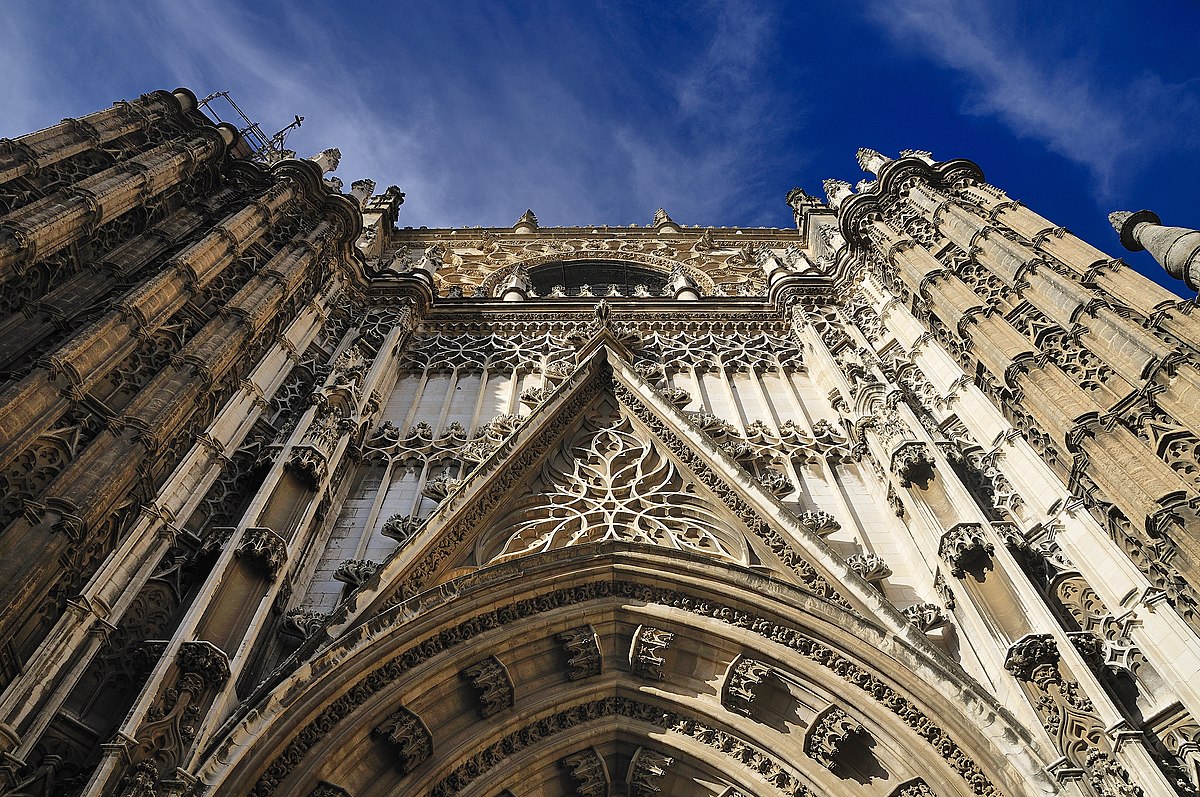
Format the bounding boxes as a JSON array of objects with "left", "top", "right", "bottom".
[{"left": 1, "top": 88, "right": 1200, "bottom": 797}]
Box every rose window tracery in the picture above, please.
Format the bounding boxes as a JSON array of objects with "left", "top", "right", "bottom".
[{"left": 481, "top": 410, "right": 746, "bottom": 563}]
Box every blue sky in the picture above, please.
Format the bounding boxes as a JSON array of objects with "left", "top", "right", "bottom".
[{"left": 3, "top": 1, "right": 1198, "bottom": 291}]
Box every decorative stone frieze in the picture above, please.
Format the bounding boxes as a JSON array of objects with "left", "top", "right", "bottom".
[
  {"left": 630, "top": 625, "right": 674, "bottom": 680},
  {"left": 557, "top": 625, "right": 602, "bottom": 680},
  {"left": 372, "top": 705, "right": 432, "bottom": 774},
  {"left": 308, "top": 783, "right": 351, "bottom": 797},
  {"left": 461, "top": 655, "right": 514, "bottom": 718},
  {"left": 804, "top": 706, "right": 867, "bottom": 771},
  {"left": 937, "top": 523, "right": 994, "bottom": 578},
  {"left": 235, "top": 526, "right": 287, "bottom": 579}
]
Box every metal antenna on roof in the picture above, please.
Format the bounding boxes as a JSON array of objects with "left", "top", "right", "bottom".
[{"left": 197, "top": 91, "right": 304, "bottom": 164}]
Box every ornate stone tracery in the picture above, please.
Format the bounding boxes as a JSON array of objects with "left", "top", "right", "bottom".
[{"left": 481, "top": 409, "right": 746, "bottom": 563}]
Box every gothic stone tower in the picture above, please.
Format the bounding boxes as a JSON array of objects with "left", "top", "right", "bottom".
[{"left": 2, "top": 91, "right": 1200, "bottom": 797}]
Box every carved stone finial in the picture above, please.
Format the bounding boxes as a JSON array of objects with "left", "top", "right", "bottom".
[
  {"left": 822, "top": 178, "right": 853, "bottom": 208},
  {"left": 310, "top": 147, "right": 341, "bottom": 173},
  {"left": 514, "top": 208, "right": 539, "bottom": 232},
  {"left": 652, "top": 207, "right": 676, "bottom": 228},
  {"left": 1108, "top": 210, "right": 1133, "bottom": 234},
  {"left": 899, "top": 149, "right": 935, "bottom": 163},
  {"left": 350, "top": 178, "right": 376, "bottom": 207},
  {"left": 593, "top": 299, "right": 612, "bottom": 328},
  {"left": 856, "top": 147, "right": 891, "bottom": 174},
  {"left": 786, "top": 187, "right": 822, "bottom": 214},
  {"left": 1108, "top": 208, "right": 1200, "bottom": 289},
  {"left": 668, "top": 264, "right": 701, "bottom": 301}
]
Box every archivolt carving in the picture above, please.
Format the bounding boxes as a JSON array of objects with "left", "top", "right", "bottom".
[
  {"left": 246, "top": 576, "right": 1002, "bottom": 797},
  {"left": 427, "top": 697, "right": 812, "bottom": 797},
  {"left": 480, "top": 410, "right": 747, "bottom": 563}
]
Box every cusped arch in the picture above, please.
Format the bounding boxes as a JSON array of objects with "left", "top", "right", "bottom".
[
  {"left": 478, "top": 251, "right": 716, "bottom": 298},
  {"left": 197, "top": 545, "right": 1060, "bottom": 797}
]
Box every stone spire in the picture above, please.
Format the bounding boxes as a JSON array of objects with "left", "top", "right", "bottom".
[
  {"left": 653, "top": 208, "right": 676, "bottom": 227},
  {"left": 514, "top": 209, "right": 539, "bottom": 234},
  {"left": 822, "top": 179, "right": 853, "bottom": 209},
  {"left": 310, "top": 148, "right": 341, "bottom": 174},
  {"left": 1110, "top": 209, "right": 1200, "bottom": 290},
  {"left": 856, "top": 148, "right": 890, "bottom": 175}
]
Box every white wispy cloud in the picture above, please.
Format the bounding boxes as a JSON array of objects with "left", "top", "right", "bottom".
[
  {"left": 865, "top": 0, "right": 1199, "bottom": 199},
  {"left": 0, "top": 1, "right": 806, "bottom": 228}
]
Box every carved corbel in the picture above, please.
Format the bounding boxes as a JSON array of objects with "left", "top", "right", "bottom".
[
  {"left": 279, "top": 609, "right": 326, "bottom": 648},
  {"left": 557, "top": 625, "right": 602, "bottom": 680},
  {"left": 234, "top": 526, "right": 287, "bottom": 579},
  {"left": 561, "top": 747, "right": 609, "bottom": 797},
  {"left": 937, "top": 522, "right": 994, "bottom": 578},
  {"left": 722, "top": 656, "right": 773, "bottom": 717},
  {"left": 286, "top": 444, "right": 328, "bottom": 487},
  {"left": 630, "top": 625, "right": 674, "bottom": 680},
  {"left": 804, "top": 705, "right": 868, "bottom": 771},
  {"left": 461, "top": 655, "right": 514, "bottom": 718},
  {"left": 372, "top": 705, "right": 432, "bottom": 774},
  {"left": 890, "top": 440, "right": 936, "bottom": 487},
  {"left": 627, "top": 747, "right": 674, "bottom": 797}
]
